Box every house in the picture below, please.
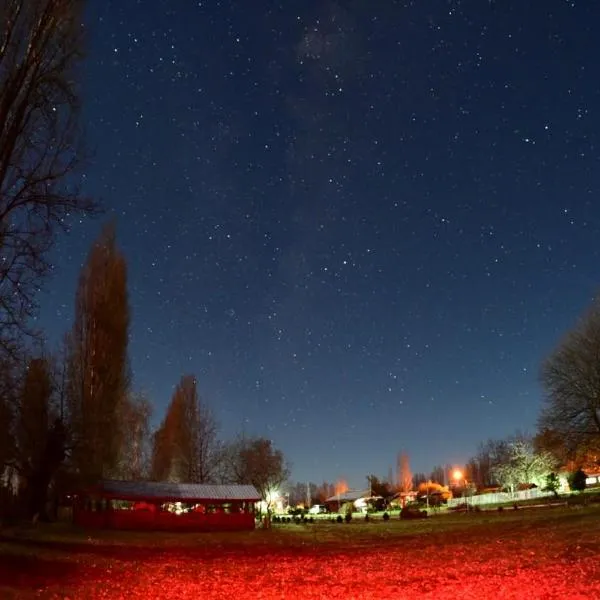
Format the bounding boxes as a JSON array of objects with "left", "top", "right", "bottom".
[
  {"left": 72, "top": 480, "right": 261, "bottom": 531},
  {"left": 324, "top": 489, "right": 371, "bottom": 512}
]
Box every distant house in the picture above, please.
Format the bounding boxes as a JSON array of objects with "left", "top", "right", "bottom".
[
  {"left": 324, "top": 489, "right": 371, "bottom": 512},
  {"left": 73, "top": 480, "right": 261, "bottom": 531},
  {"left": 391, "top": 491, "right": 418, "bottom": 508},
  {"left": 584, "top": 472, "right": 600, "bottom": 487}
]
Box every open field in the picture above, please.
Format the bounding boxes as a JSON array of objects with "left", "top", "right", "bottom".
[{"left": 1, "top": 506, "right": 600, "bottom": 599}]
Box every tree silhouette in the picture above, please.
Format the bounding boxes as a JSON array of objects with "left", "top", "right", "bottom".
[
  {"left": 0, "top": 0, "right": 97, "bottom": 355},
  {"left": 117, "top": 392, "right": 152, "bottom": 481},
  {"left": 151, "top": 374, "right": 218, "bottom": 483},
  {"left": 66, "top": 222, "right": 130, "bottom": 485},
  {"left": 540, "top": 296, "right": 600, "bottom": 456},
  {"left": 569, "top": 468, "right": 587, "bottom": 493}
]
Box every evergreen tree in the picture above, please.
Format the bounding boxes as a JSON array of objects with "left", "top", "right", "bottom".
[{"left": 569, "top": 468, "right": 587, "bottom": 493}]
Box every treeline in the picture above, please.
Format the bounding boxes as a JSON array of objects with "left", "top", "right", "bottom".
[
  {"left": 0, "top": 2, "right": 288, "bottom": 522},
  {"left": 462, "top": 296, "right": 600, "bottom": 493},
  {"left": 0, "top": 224, "right": 290, "bottom": 521}
]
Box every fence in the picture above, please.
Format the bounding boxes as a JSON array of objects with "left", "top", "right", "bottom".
[{"left": 447, "top": 487, "right": 553, "bottom": 508}]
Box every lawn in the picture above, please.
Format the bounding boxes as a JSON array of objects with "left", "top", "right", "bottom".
[{"left": 1, "top": 506, "right": 600, "bottom": 599}]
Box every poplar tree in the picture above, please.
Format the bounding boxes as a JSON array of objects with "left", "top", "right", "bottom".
[
  {"left": 116, "top": 392, "right": 152, "bottom": 481},
  {"left": 151, "top": 374, "right": 218, "bottom": 483},
  {"left": 66, "top": 222, "right": 130, "bottom": 484}
]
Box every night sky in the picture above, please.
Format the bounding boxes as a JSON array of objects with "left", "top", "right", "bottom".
[{"left": 39, "top": 1, "right": 600, "bottom": 489}]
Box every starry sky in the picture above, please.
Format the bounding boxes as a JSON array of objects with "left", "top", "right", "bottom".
[{"left": 39, "top": 0, "right": 600, "bottom": 489}]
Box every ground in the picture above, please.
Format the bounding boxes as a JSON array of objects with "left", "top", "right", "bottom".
[{"left": 1, "top": 506, "right": 599, "bottom": 599}]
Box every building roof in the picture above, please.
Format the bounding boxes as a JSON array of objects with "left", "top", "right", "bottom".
[
  {"left": 86, "top": 480, "right": 261, "bottom": 502},
  {"left": 325, "top": 489, "right": 371, "bottom": 503}
]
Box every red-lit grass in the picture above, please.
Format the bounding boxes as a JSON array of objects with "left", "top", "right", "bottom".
[{"left": 1, "top": 506, "right": 600, "bottom": 599}]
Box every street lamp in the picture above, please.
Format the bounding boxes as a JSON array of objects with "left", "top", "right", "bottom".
[{"left": 453, "top": 469, "right": 468, "bottom": 510}]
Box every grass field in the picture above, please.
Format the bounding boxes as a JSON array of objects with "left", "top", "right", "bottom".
[{"left": 1, "top": 506, "right": 600, "bottom": 599}]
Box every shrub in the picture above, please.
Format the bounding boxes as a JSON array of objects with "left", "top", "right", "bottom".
[
  {"left": 382, "top": 512, "right": 390, "bottom": 521},
  {"left": 336, "top": 515, "right": 343, "bottom": 523},
  {"left": 570, "top": 469, "right": 587, "bottom": 493},
  {"left": 400, "top": 506, "right": 427, "bottom": 520},
  {"left": 344, "top": 512, "right": 352, "bottom": 523}
]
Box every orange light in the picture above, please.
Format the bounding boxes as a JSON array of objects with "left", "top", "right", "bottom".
[{"left": 452, "top": 469, "right": 463, "bottom": 481}]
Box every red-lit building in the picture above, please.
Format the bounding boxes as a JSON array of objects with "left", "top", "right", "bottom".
[{"left": 73, "top": 480, "right": 261, "bottom": 531}]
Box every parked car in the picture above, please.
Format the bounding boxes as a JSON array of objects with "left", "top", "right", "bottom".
[{"left": 308, "top": 504, "right": 328, "bottom": 514}]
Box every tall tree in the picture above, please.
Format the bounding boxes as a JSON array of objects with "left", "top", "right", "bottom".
[
  {"left": 466, "top": 438, "right": 513, "bottom": 488},
  {"left": 540, "top": 296, "right": 600, "bottom": 455},
  {"left": 429, "top": 465, "right": 445, "bottom": 485},
  {"left": 0, "top": 359, "right": 16, "bottom": 476},
  {"left": 66, "top": 222, "right": 130, "bottom": 485},
  {"left": 367, "top": 475, "right": 392, "bottom": 498},
  {"left": 0, "top": 0, "right": 97, "bottom": 355},
  {"left": 11, "top": 354, "right": 67, "bottom": 520},
  {"left": 397, "top": 452, "right": 412, "bottom": 492},
  {"left": 16, "top": 357, "right": 52, "bottom": 483},
  {"left": 151, "top": 375, "right": 218, "bottom": 483},
  {"left": 412, "top": 472, "right": 427, "bottom": 487},
  {"left": 334, "top": 479, "right": 348, "bottom": 497},
  {"left": 116, "top": 392, "right": 152, "bottom": 481}
]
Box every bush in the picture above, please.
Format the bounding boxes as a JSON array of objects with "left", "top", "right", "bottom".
[
  {"left": 336, "top": 515, "right": 343, "bottom": 523},
  {"left": 344, "top": 512, "right": 352, "bottom": 523},
  {"left": 570, "top": 469, "right": 587, "bottom": 493},
  {"left": 382, "top": 512, "right": 390, "bottom": 521},
  {"left": 400, "top": 506, "right": 427, "bottom": 520}
]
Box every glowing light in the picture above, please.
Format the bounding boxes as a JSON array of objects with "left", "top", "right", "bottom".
[{"left": 453, "top": 469, "right": 463, "bottom": 482}]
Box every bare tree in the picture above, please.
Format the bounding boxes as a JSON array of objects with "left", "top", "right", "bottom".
[
  {"left": 224, "top": 436, "right": 289, "bottom": 520},
  {"left": 429, "top": 465, "right": 445, "bottom": 485},
  {"left": 491, "top": 439, "right": 556, "bottom": 494},
  {"left": 540, "top": 296, "right": 600, "bottom": 455},
  {"left": 66, "top": 222, "right": 130, "bottom": 485},
  {"left": 0, "top": 0, "right": 97, "bottom": 355}
]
